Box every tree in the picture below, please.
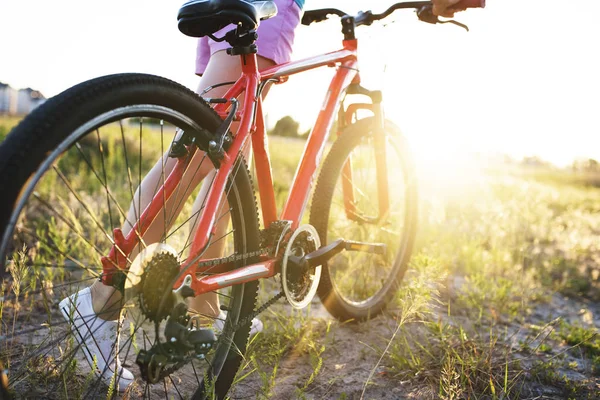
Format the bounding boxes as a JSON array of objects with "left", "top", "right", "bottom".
[
  {"left": 270, "top": 116, "right": 299, "bottom": 137},
  {"left": 572, "top": 158, "right": 600, "bottom": 172}
]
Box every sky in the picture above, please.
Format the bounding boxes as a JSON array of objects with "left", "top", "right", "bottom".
[{"left": 1, "top": 0, "right": 599, "bottom": 167}]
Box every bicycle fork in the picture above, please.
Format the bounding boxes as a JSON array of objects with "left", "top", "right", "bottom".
[
  {"left": 341, "top": 84, "right": 390, "bottom": 224},
  {"left": 286, "top": 86, "right": 393, "bottom": 276}
]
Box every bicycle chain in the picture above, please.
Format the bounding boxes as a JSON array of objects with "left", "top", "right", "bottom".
[
  {"left": 194, "top": 247, "right": 271, "bottom": 269},
  {"left": 232, "top": 290, "right": 285, "bottom": 332},
  {"left": 193, "top": 244, "right": 285, "bottom": 332}
]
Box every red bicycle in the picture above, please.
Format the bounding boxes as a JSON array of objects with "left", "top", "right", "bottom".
[{"left": 0, "top": 0, "right": 483, "bottom": 398}]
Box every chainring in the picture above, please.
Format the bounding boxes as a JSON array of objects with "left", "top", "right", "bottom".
[{"left": 281, "top": 225, "right": 322, "bottom": 309}]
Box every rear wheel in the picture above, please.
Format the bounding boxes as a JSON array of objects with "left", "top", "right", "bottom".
[
  {"left": 0, "top": 73, "right": 260, "bottom": 399},
  {"left": 310, "top": 117, "right": 418, "bottom": 321}
]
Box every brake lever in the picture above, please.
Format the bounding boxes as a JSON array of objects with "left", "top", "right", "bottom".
[
  {"left": 416, "top": 5, "right": 469, "bottom": 32},
  {"left": 416, "top": 5, "right": 438, "bottom": 24},
  {"left": 439, "top": 19, "right": 469, "bottom": 32}
]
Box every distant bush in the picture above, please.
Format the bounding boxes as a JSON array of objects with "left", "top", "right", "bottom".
[
  {"left": 572, "top": 158, "right": 600, "bottom": 172},
  {"left": 269, "top": 116, "right": 300, "bottom": 138}
]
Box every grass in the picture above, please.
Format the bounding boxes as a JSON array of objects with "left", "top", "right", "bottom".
[
  {"left": 2, "top": 113, "right": 600, "bottom": 398},
  {"left": 235, "top": 137, "right": 600, "bottom": 398},
  {"left": 0, "top": 115, "right": 21, "bottom": 142},
  {"left": 557, "top": 320, "right": 600, "bottom": 376},
  {"left": 235, "top": 309, "right": 331, "bottom": 398},
  {"left": 368, "top": 167, "right": 600, "bottom": 398},
  {"left": 256, "top": 135, "right": 309, "bottom": 215},
  {"left": 385, "top": 322, "right": 524, "bottom": 398}
]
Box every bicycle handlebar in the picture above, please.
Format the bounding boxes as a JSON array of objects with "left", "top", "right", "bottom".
[
  {"left": 301, "top": 8, "right": 346, "bottom": 25},
  {"left": 301, "top": 0, "right": 485, "bottom": 27},
  {"left": 354, "top": 1, "right": 431, "bottom": 26}
]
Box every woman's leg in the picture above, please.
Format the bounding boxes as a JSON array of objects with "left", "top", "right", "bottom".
[
  {"left": 187, "top": 51, "right": 275, "bottom": 319},
  {"left": 89, "top": 50, "right": 274, "bottom": 320},
  {"left": 89, "top": 151, "right": 213, "bottom": 318}
]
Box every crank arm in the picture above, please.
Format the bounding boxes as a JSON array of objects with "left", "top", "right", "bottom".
[{"left": 290, "top": 239, "right": 387, "bottom": 270}]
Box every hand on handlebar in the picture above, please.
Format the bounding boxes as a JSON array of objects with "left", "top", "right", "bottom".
[
  {"left": 432, "top": 0, "right": 462, "bottom": 17},
  {"left": 432, "top": 0, "right": 486, "bottom": 18}
]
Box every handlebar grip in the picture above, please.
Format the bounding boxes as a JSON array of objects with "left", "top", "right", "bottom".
[{"left": 450, "top": 0, "right": 485, "bottom": 11}]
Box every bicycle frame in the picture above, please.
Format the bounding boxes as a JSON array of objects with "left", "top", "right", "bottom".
[{"left": 100, "top": 37, "right": 385, "bottom": 297}]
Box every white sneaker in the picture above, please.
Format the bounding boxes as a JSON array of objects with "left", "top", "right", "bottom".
[
  {"left": 59, "top": 287, "right": 134, "bottom": 392},
  {"left": 213, "top": 311, "right": 263, "bottom": 337}
]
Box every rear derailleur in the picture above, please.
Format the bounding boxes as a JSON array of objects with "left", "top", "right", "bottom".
[{"left": 136, "top": 302, "right": 216, "bottom": 383}]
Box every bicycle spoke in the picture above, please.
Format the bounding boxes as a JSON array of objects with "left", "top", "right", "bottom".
[
  {"left": 179, "top": 207, "right": 233, "bottom": 259},
  {"left": 7, "top": 328, "right": 71, "bottom": 384},
  {"left": 177, "top": 171, "right": 216, "bottom": 258},
  {"left": 52, "top": 165, "right": 133, "bottom": 266},
  {"left": 145, "top": 381, "right": 152, "bottom": 398},
  {"left": 18, "top": 228, "right": 101, "bottom": 278},
  {"left": 138, "top": 118, "right": 143, "bottom": 257},
  {"left": 204, "top": 228, "right": 235, "bottom": 250},
  {"left": 117, "top": 316, "right": 144, "bottom": 368},
  {"left": 11, "top": 262, "right": 101, "bottom": 270},
  {"left": 32, "top": 193, "right": 106, "bottom": 256},
  {"left": 187, "top": 308, "right": 224, "bottom": 323},
  {"left": 165, "top": 204, "right": 206, "bottom": 242},
  {"left": 191, "top": 360, "right": 201, "bottom": 386},
  {"left": 120, "top": 120, "right": 138, "bottom": 224},
  {"left": 143, "top": 330, "right": 152, "bottom": 351},
  {"left": 96, "top": 129, "right": 115, "bottom": 233},
  {"left": 63, "top": 321, "right": 113, "bottom": 393},
  {"left": 73, "top": 135, "right": 143, "bottom": 246},
  {"left": 161, "top": 123, "right": 168, "bottom": 243},
  {"left": 189, "top": 153, "right": 246, "bottom": 260},
  {"left": 213, "top": 290, "right": 233, "bottom": 299},
  {"left": 79, "top": 145, "right": 139, "bottom": 236},
  {"left": 163, "top": 149, "right": 205, "bottom": 236},
  {"left": 163, "top": 378, "right": 170, "bottom": 398},
  {"left": 169, "top": 375, "right": 185, "bottom": 400},
  {"left": 341, "top": 169, "right": 370, "bottom": 204},
  {"left": 2, "top": 276, "right": 98, "bottom": 305},
  {"left": 178, "top": 153, "right": 246, "bottom": 268}
]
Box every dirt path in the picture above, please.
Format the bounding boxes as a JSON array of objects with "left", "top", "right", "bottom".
[
  {"left": 228, "top": 292, "right": 600, "bottom": 400},
  {"left": 230, "top": 303, "right": 420, "bottom": 400}
]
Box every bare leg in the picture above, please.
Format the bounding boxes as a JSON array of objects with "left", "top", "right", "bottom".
[
  {"left": 90, "top": 152, "right": 213, "bottom": 318},
  {"left": 91, "top": 50, "right": 274, "bottom": 320}
]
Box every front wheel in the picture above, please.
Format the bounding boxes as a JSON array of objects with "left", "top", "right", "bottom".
[{"left": 310, "top": 117, "right": 418, "bottom": 321}]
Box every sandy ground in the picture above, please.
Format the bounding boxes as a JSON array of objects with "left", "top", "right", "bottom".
[{"left": 226, "top": 292, "right": 600, "bottom": 400}]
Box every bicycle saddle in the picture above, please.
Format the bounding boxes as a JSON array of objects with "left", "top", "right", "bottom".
[{"left": 178, "top": 0, "right": 277, "bottom": 38}]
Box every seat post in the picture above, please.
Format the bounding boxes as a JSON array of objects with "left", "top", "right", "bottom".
[{"left": 224, "top": 27, "right": 259, "bottom": 57}]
